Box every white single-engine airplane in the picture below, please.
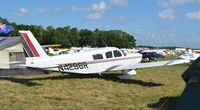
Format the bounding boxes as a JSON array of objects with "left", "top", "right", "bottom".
[
  {"left": 16, "top": 30, "right": 189, "bottom": 79},
  {"left": 177, "top": 49, "right": 200, "bottom": 62}
]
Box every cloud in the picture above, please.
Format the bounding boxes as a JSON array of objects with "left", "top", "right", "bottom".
[
  {"left": 72, "top": 1, "right": 108, "bottom": 13},
  {"left": 36, "top": 8, "right": 48, "bottom": 14},
  {"left": 134, "top": 29, "right": 176, "bottom": 39},
  {"left": 72, "top": 1, "right": 109, "bottom": 20},
  {"left": 111, "top": 0, "right": 128, "bottom": 6},
  {"left": 133, "top": 29, "right": 200, "bottom": 48},
  {"left": 133, "top": 29, "right": 178, "bottom": 46},
  {"left": 170, "top": 0, "right": 197, "bottom": 4},
  {"left": 86, "top": 12, "right": 102, "bottom": 20},
  {"left": 72, "top": 0, "right": 127, "bottom": 21},
  {"left": 91, "top": 1, "right": 108, "bottom": 12},
  {"left": 187, "top": 10, "right": 200, "bottom": 20},
  {"left": 158, "top": 0, "right": 200, "bottom": 8},
  {"left": 157, "top": 9, "right": 176, "bottom": 20},
  {"left": 36, "top": 7, "right": 62, "bottom": 14},
  {"left": 13, "top": 7, "right": 28, "bottom": 16},
  {"left": 115, "top": 16, "right": 134, "bottom": 23},
  {"left": 72, "top": 6, "right": 90, "bottom": 12},
  {"left": 157, "top": 0, "right": 200, "bottom": 21},
  {"left": 53, "top": 7, "right": 62, "bottom": 13},
  {"left": 87, "top": 1, "right": 108, "bottom": 20}
]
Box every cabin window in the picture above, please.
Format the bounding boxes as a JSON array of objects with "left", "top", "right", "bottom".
[
  {"left": 105, "top": 51, "right": 113, "bottom": 58},
  {"left": 93, "top": 54, "right": 103, "bottom": 60},
  {"left": 121, "top": 50, "right": 127, "bottom": 56},
  {"left": 114, "top": 50, "right": 122, "bottom": 57}
]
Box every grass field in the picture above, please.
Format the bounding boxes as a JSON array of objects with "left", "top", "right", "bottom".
[{"left": 0, "top": 64, "right": 189, "bottom": 110}]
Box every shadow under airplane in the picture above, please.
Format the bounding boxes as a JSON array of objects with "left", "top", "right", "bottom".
[{"left": 0, "top": 73, "right": 164, "bottom": 87}]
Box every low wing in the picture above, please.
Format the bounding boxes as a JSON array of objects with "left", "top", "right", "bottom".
[
  {"left": 133, "top": 59, "right": 190, "bottom": 69},
  {"left": 113, "top": 59, "right": 190, "bottom": 71}
]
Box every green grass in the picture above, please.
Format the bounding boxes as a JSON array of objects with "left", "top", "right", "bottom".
[{"left": 0, "top": 64, "right": 189, "bottom": 110}]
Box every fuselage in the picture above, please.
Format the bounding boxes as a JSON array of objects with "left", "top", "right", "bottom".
[{"left": 25, "top": 47, "right": 142, "bottom": 74}]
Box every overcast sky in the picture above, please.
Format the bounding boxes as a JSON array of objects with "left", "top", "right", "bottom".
[{"left": 1, "top": 0, "right": 200, "bottom": 48}]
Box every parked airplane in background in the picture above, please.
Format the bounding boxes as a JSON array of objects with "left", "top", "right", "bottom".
[
  {"left": 46, "top": 46, "right": 96, "bottom": 56},
  {"left": 16, "top": 30, "right": 189, "bottom": 79},
  {"left": 177, "top": 49, "right": 200, "bottom": 62},
  {"left": 48, "top": 47, "right": 71, "bottom": 55},
  {"left": 142, "top": 49, "right": 166, "bottom": 55}
]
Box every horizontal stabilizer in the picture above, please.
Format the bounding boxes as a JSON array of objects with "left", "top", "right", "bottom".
[{"left": 8, "top": 61, "right": 26, "bottom": 64}]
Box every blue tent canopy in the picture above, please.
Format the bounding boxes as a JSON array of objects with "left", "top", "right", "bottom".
[{"left": 0, "top": 24, "right": 14, "bottom": 36}]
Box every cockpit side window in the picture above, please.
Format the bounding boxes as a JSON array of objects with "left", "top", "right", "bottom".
[
  {"left": 105, "top": 51, "right": 113, "bottom": 58},
  {"left": 121, "top": 50, "right": 127, "bottom": 56},
  {"left": 93, "top": 54, "right": 103, "bottom": 60},
  {"left": 114, "top": 50, "right": 122, "bottom": 57}
]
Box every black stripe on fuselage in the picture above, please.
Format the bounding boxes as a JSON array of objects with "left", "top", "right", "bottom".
[{"left": 45, "top": 56, "right": 141, "bottom": 70}]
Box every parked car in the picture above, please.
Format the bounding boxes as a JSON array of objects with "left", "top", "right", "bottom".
[{"left": 142, "top": 52, "right": 165, "bottom": 61}]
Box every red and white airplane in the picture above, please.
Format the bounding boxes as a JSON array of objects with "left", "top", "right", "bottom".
[{"left": 17, "top": 30, "right": 189, "bottom": 79}]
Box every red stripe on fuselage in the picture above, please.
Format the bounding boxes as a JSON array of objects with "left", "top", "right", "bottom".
[{"left": 21, "top": 33, "right": 40, "bottom": 57}]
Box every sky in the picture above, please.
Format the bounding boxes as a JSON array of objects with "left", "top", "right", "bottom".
[{"left": 1, "top": 0, "right": 200, "bottom": 48}]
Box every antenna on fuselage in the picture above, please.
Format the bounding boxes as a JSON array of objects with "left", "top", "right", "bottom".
[{"left": 101, "top": 39, "right": 108, "bottom": 47}]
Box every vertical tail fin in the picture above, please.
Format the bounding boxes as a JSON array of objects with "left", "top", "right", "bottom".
[
  {"left": 19, "top": 30, "right": 48, "bottom": 58},
  {"left": 188, "top": 49, "right": 193, "bottom": 56}
]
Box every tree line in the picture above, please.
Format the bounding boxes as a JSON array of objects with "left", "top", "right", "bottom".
[{"left": 0, "top": 17, "right": 136, "bottom": 48}]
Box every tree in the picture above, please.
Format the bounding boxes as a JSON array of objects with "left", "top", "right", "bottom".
[
  {"left": 0, "top": 16, "right": 136, "bottom": 48},
  {"left": 57, "top": 33, "right": 72, "bottom": 48},
  {"left": 94, "top": 28, "right": 105, "bottom": 47},
  {"left": 99, "top": 30, "right": 136, "bottom": 48},
  {"left": 69, "top": 28, "right": 79, "bottom": 47},
  {"left": 10, "top": 22, "right": 18, "bottom": 36},
  {"left": 79, "top": 29, "right": 96, "bottom": 47},
  {"left": 0, "top": 17, "right": 10, "bottom": 24}
]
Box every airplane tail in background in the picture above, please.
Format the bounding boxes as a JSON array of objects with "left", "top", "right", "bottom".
[
  {"left": 187, "top": 49, "right": 193, "bottom": 56},
  {"left": 19, "top": 30, "right": 49, "bottom": 58}
]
